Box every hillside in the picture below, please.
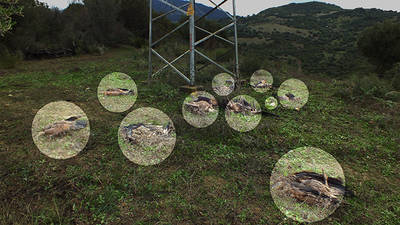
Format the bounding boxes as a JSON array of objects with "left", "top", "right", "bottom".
[
  {"left": 153, "top": 0, "right": 229, "bottom": 21},
  {"left": 236, "top": 2, "right": 400, "bottom": 76}
]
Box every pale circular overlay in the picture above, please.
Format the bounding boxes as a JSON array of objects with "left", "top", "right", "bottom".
[
  {"left": 250, "top": 69, "right": 273, "bottom": 93},
  {"left": 32, "top": 101, "right": 90, "bottom": 159},
  {"left": 270, "top": 147, "right": 346, "bottom": 223},
  {"left": 277, "top": 79, "right": 309, "bottom": 111},
  {"left": 265, "top": 96, "right": 278, "bottom": 110},
  {"left": 118, "top": 107, "right": 176, "bottom": 166},
  {"left": 182, "top": 91, "right": 219, "bottom": 128},
  {"left": 225, "top": 95, "right": 262, "bottom": 132},
  {"left": 212, "top": 73, "right": 235, "bottom": 96},
  {"left": 97, "top": 72, "right": 138, "bottom": 113}
]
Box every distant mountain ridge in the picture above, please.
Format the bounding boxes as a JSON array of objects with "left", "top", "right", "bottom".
[
  {"left": 153, "top": 0, "right": 229, "bottom": 21},
  {"left": 236, "top": 1, "right": 400, "bottom": 75}
]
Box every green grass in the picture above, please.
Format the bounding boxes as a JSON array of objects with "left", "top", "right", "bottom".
[
  {"left": 265, "top": 96, "right": 278, "bottom": 110},
  {"left": 0, "top": 46, "right": 399, "bottom": 224}
]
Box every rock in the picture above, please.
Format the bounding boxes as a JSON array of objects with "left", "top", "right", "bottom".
[{"left": 385, "top": 91, "right": 400, "bottom": 102}]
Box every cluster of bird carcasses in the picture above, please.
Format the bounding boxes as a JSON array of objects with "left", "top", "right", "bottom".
[{"left": 31, "top": 71, "right": 351, "bottom": 223}]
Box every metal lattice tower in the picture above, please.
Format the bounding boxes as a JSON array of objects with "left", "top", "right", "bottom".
[{"left": 148, "top": 0, "right": 239, "bottom": 86}]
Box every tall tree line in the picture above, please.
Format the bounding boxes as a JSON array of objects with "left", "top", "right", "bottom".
[{"left": 0, "top": 0, "right": 174, "bottom": 58}]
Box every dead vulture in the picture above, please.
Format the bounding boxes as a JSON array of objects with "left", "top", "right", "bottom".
[
  {"left": 227, "top": 97, "right": 261, "bottom": 115},
  {"left": 121, "top": 122, "right": 174, "bottom": 145},
  {"left": 185, "top": 96, "right": 218, "bottom": 115},
  {"left": 272, "top": 171, "right": 353, "bottom": 208},
  {"left": 279, "top": 93, "right": 299, "bottom": 102},
  {"left": 104, "top": 88, "right": 135, "bottom": 96},
  {"left": 39, "top": 116, "right": 87, "bottom": 138},
  {"left": 251, "top": 80, "right": 272, "bottom": 89}
]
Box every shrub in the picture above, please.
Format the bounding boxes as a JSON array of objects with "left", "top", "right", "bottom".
[
  {"left": 214, "top": 48, "right": 231, "bottom": 62},
  {"left": 350, "top": 73, "right": 392, "bottom": 98},
  {"left": 386, "top": 63, "right": 400, "bottom": 90},
  {"left": 392, "top": 76, "right": 400, "bottom": 91},
  {"left": 130, "top": 37, "right": 145, "bottom": 49},
  {"left": 0, "top": 49, "right": 22, "bottom": 69},
  {"left": 240, "top": 55, "right": 263, "bottom": 78}
]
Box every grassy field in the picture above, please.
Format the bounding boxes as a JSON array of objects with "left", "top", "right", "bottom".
[{"left": 0, "top": 46, "right": 399, "bottom": 224}]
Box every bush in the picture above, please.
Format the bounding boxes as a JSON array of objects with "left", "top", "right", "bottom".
[
  {"left": 240, "top": 55, "right": 263, "bottom": 78},
  {"left": 351, "top": 73, "right": 393, "bottom": 98},
  {"left": 0, "top": 49, "right": 22, "bottom": 69},
  {"left": 392, "top": 76, "right": 400, "bottom": 91},
  {"left": 214, "top": 48, "right": 230, "bottom": 62},
  {"left": 385, "top": 63, "right": 400, "bottom": 90},
  {"left": 385, "top": 91, "right": 400, "bottom": 102},
  {"left": 130, "top": 37, "right": 145, "bottom": 48}
]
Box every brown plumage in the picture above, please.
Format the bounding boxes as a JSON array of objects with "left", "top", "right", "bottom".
[
  {"left": 185, "top": 101, "right": 215, "bottom": 115},
  {"left": 121, "top": 123, "right": 174, "bottom": 145},
  {"left": 193, "top": 96, "right": 218, "bottom": 106},
  {"left": 271, "top": 171, "right": 350, "bottom": 208},
  {"left": 39, "top": 116, "right": 87, "bottom": 138},
  {"left": 251, "top": 80, "right": 272, "bottom": 89},
  {"left": 104, "top": 88, "right": 134, "bottom": 96},
  {"left": 215, "top": 80, "right": 235, "bottom": 95},
  {"left": 279, "top": 93, "right": 300, "bottom": 102},
  {"left": 226, "top": 97, "right": 261, "bottom": 115},
  {"left": 185, "top": 96, "right": 218, "bottom": 115}
]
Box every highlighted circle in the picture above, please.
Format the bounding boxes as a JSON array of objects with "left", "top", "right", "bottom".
[
  {"left": 118, "top": 107, "right": 176, "bottom": 166},
  {"left": 277, "top": 78, "right": 309, "bottom": 110},
  {"left": 225, "top": 95, "right": 262, "bottom": 132},
  {"left": 97, "top": 72, "right": 138, "bottom": 113},
  {"left": 250, "top": 69, "right": 273, "bottom": 93},
  {"left": 270, "top": 147, "right": 345, "bottom": 223},
  {"left": 31, "top": 101, "right": 90, "bottom": 159},
  {"left": 265, "top": 96, "right": 278, "bottom": 110},
  {"left": 182, "top": 91, "right": 219, "bottom": 128},
  {"left": 212, "top": 73, "right": 235, "bottom": 96}
]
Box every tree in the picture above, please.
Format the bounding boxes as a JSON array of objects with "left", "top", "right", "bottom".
[
  {"left": 0, "top": 0, "right": 23, "bottom": 36},
  {"left": 358, "top": 20, "right": 400, "bottom": 74},
  {"left": 84, "top": 0, "right": 132, "bottom": 46}
]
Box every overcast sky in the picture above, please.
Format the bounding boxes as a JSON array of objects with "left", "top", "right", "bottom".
[{"left": 41, "top": 0, "right": 400, "bottom": 16}]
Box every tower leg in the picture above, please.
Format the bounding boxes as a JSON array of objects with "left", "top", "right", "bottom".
[
  {"left": 148, "top": 0, "right": 153, "bottom": 84},
  {"left": 233, "top": 0, "right": 240, "bottom": 87},
  {"left": 189, "top": 0, "right": 196, "bottom": 86}
]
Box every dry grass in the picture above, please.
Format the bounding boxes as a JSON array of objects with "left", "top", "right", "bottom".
[{"left": 250, "top": 23, "right": 311, "bottom": 37}]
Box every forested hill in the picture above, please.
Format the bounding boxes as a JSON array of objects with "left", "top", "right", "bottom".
[
  {"left": 236, "top": 2, "right": 400, "bottom": 76},
  {"left": 153, "top": 0, "right": 229, "bottom": 21}
]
